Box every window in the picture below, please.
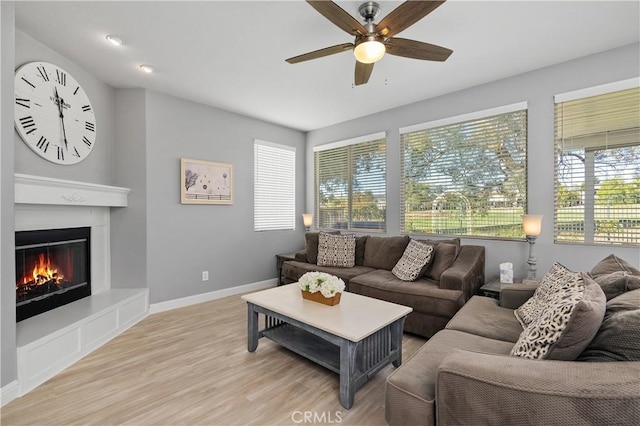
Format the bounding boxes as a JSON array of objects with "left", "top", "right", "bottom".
[
  {"left": 400, "top": 103, "right": 528, "bottom": 238},
  {"left": 554, "top": 81, "right": 640, "bottom": 246},
  {"left": 314, "top": 132, "right": 386, "bottom": 231},
  {"left": 254, "top": 140, "right": 295, "bottom": 231}
]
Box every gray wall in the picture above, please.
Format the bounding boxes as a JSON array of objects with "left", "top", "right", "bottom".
[
  {"left": 143, "top": 91, "right": 306, "bottom": 303},
  {"left": 111, "top": 89, "right": 148, "bottom": 290},
  {"left": 306, "top": 42, "right": 640, "bottom": 278},
  {"left": 1, "top": 1, "right": 17, "bottom": 389},
  {"left": 112, "top": 88, "right": 309, "bottom": 304}
]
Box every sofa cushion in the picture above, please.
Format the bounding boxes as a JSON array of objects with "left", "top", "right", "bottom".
[
  {"left": 362, "top": 235, "right": 410, "bottom": 270},
  {"left": 304, "top": 231, "right": 339, "bottom": 264},
  {"left": 629, "top": 275, "right": 640, "bottom": 291},
  {"left": 446, "top": 296, "right": 523, "bottom": 343},
  {"left": 391, "top": 239, "right": 434, "bottom": 281},
  {"left": 281, "top": 260, "right": 375, "bottom": 288},
  {"left": 385, "top": 329, "right": 513, "bottom": 426},
  {"left": 578, "top": 288, "right": 640, "bottom": 362},
  {"left": 591, "top": 271, "right": 630, "bottom": 301},
  {"left": 425, "top": 243, "right": 458, "bottom": 281},
  {"left": 349, "top": 269, "right": 464, "bottom": 319},
  {"left": 317, "top": 232, "right": 356, "bottom": 267},
  {"left": 514, "top": 262, "right": 573, "bottom": 327},
  {"left": 590, "top": 254, "right": 640, "bottom": 277},
  {"left": 511, "top": 272, "right": 606, "bottom": 360},
  {"left": 415, "top": 237, "right": 461, "bottom": 254}
]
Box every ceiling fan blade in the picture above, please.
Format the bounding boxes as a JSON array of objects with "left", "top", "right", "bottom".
[
  {"left": 354, "top": 61, "right": 374, "bottom": 86},
  {"left": 376, "top": 1, "right": 446, "bottom": 38},
  {"left": 385, "top": 38, "right": 452, "bottom": 61},
  {"left": 306, "top": 1, "right": 368, "bottom": 36},
  {"left": 286, "top": 43, "right": 354, "bottom": 64}
]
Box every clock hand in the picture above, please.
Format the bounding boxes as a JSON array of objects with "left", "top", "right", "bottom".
[{"left": 54, "top": 88, "right": 69, "bottom": 150}]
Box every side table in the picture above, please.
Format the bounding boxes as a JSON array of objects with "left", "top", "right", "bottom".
[
  {"left": 479, "top": 279, "right": 505, "bottom": 299},
  {"left": 479, "top": 278, "right": 540, "bottom": 299},
  {"left": 276, "top": 252, "right": 298, "bottom": 286}
]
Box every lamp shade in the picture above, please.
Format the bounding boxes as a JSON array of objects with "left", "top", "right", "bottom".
[
  {"left": 522, "top": 214, "right": 543, "bottom": 236},
  {"left": 354, "top": 37, "right": 386, "bottom": 64},
  {"left": 302, "top": 213, "right": 313, "bottom": 228}
]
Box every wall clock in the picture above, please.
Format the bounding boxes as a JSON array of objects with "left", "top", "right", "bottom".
[{"left": 14, "top": 61, "right": 97, "bottom": 165}]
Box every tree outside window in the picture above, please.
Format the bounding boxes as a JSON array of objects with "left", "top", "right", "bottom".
[
  {"left": 554, "top": 85, "right": 640, "bottom": 246},
  {"left": 315, "top": 137, "right": 386, "bottom": 231},
  {"left": 400, "top": 107, "right": 528, "bottom": 239}
]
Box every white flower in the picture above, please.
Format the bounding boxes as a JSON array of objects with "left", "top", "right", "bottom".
[{"left": 298, "top": 272, "right": 345, "bottom": 298}]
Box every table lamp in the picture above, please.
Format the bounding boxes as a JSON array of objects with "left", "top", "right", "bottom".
[
  {"left": 302, "top": 213, "right": 313, "bottom": 232},
  {"left": 523, "top": 214, "right": 543, "bottom": 279}
]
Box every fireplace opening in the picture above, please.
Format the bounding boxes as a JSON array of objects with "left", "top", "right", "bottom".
[{"left": 15, "top": 227, "right": 91, "bottom": 322}]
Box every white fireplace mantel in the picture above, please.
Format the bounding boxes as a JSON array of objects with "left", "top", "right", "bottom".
[
  {"left": 11, "top": 173, "right": 147, "bottom": 400},
  {"left": 15, "top": 173, "right": 130, "bottom": 207}
]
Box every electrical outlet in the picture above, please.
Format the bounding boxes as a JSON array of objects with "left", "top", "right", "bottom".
[{"left": 202, "top": 271, "right": 209, "bottom": 281}]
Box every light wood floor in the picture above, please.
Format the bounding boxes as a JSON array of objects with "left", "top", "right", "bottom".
[{"left": 1, "top": 291, "right": 425, "bottom": 425}]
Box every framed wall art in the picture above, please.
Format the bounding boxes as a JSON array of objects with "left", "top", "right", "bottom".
[{"left": 180, "top": 158, "right": 233, "bottom": 205}]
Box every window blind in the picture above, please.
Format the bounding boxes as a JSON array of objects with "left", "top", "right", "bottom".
[
  {"left": 400, "top": 108, "right": 528, "bottom": 238},
  {"left": 314, "top": 136, "right": 386, "bottom": 231},
  {"left": 554, "top": 86, "right": 640, "bottom": 246},
  {"left": 254, "top": 140, "right": 295, "bottom": 231}
]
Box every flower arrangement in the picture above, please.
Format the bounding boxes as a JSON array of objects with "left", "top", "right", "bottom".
[{"left": 298, "top": 272, "right": 345, "bottom": 298}]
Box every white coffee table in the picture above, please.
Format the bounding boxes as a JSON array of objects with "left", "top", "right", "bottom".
[{"left": 241, "top": 284, "right": 412, "bottom": 409}]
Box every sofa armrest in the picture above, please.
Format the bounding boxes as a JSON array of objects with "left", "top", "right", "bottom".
[
  {"left": 500, "top": 282, "right": 539, "bottom": 309},
  {"left": 439, "top": 245, "right": 485, "bottom": 301},
  {"left": 294, "top": 250, "right": 308, "bottom": 262},
  {"left": 436, "top": 351, "right": 640, "bottom": 425}
]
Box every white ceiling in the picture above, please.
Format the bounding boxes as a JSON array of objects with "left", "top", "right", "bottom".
[{"left": 14, "top": 1, "right": 640, "bottom": 132}]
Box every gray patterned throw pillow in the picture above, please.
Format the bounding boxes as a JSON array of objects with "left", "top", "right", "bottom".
[
  {"left": 511, "top": 272, "right": 605, "bottom": 360},
  {"left": 515, "top": 262, "right": 574, "bottom": 327},
  {"left": 392, "top": 239, "right": 434, "bottom": 281},
  {"left": 317, "top": 233, "right": 356, "bottom": 268}
]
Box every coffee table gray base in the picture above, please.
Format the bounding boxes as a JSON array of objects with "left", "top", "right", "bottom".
[{"left": 246, "top": 302, "right": 406, "bottom": 409}]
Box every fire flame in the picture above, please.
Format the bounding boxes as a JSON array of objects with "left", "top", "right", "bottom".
[{"left": 21, "top": 253, "right": 64, "bottom": 287}]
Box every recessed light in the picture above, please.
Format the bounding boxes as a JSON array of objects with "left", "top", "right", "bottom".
[
  {"left": 106, "top": 35, "right": 124, "bottom": 46},
  {"left": 139, "top": 65, "right": 154, "bottom": 74}
]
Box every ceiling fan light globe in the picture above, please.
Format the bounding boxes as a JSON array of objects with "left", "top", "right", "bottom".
[{"left": 354, "top": 39, "right": 385, "bottom": 64}]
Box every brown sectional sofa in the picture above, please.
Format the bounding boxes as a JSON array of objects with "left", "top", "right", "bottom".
[
  {"left": 281, "top": 232, "right": 485, "bottom": 338},
  {"left": 386, "top": 258, "right": 640, "bottom": 426}
]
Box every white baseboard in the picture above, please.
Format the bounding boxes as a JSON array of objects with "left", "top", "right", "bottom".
[
  {"left": 149, "top": 279, "right": 277, "bottom": 314},
  {"left": 1, "top": 380, "right": 19, "bottom": 407}
]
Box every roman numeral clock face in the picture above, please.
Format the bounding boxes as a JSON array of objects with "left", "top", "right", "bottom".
[{"left": 14, "top": 62, "right": 96, "bottom": 165}]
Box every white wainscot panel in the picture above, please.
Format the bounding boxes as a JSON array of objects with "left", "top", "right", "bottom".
[
  {"left": 82, "top": 310, "right": 118, "bottom": 349},
  {"left": 25, "top": 328, "right": 80, "bottom": 384},
  {"left": 119, "top": 293, "right": 149, "bottom": 328},
  {"left": 17, "top": 289, "right": 148, "bottom": 396}
]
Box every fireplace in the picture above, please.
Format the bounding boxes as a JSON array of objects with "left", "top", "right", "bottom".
[{"left": 15, "top": 227, "right": 91, "bottom": 322}]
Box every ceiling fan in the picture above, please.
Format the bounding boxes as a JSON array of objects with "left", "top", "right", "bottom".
[{"left": 286, "top": 1, "right": 453, "bottom": 86}]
